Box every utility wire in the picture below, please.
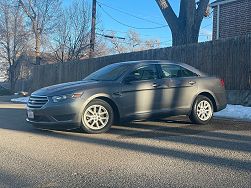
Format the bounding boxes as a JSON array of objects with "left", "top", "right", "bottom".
[
  {"left": 97, "top": 2, "right": 212, "bottom": 45},
  {"left": 97, "top": 2, "right": 168, "bottom": 30},
  {"left": 97, "top": 1, "right": 212, "bottom": 30},
  {"left": 96, "top": 33, "right": 126, "bottom": 40},
  {"left": 96, "top": 1, "right": 166, "bottom": 26},
  {"left": 98, "top": 28, "right": 172, "bottom": 39},
  {"left": 97, "top": 28, "right": 173, "bottom": 45}
]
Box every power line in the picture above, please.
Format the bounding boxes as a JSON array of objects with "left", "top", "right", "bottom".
[
  {"left": 96, "top": 33, "right": 126, "bottom": 40},
  {"left": 96, "top": 2, "right": 212, "bottom": 46},
  {"left": 97, "top": 28, "right": 173, "bottom": 44},
  {"left": 97, "top": 2, "right": 168, "bottom": 30},
  {"left": 97, "top": 1, "right": 212, "bottom": 30},
  {"left": 96, "top": 1, "right": 166, "bottom": 27},
  {"left": 101, "top": 34, "right": 172, "bottom": 46},
  {"left": 98, "top": 28, "right": 173, "bottom": 40}
]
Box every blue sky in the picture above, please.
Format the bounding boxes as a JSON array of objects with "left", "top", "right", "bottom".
[{"left": 63, "top": 0, "right": 214, "bottom": 47}]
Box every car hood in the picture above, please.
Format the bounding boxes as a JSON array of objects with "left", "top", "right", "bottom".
[{"left": 31, "top": 80, "right": 99, "bottom": 96}]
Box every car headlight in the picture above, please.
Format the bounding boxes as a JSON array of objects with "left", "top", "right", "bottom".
[{"left": 52, "top": 92, "right": 83, "bottom": 103}]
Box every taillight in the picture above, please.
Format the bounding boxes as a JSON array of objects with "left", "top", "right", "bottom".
[{"left": 220, "top": 79, "right": 225, "bottom": 87}]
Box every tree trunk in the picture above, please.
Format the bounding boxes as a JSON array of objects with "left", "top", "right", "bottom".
[
  {"left": 35, "top": 32, "right": 41, "bottom": 65},
  {"left": 172, "top": 27, "right": 200, "bottom": 46},
  {"left": 9, "top": 66, "right": 16, "bottom": 92},
  {"left": 155, "top": 0, "right": 209, "bottom": 46}
]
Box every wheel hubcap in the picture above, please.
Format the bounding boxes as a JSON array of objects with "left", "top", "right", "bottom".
[
  {"left": 83, "top": 105, "right": 109, "bottom": 130},
  {"left": 196, "top": 100, "right": 212, "bottom": 121}
]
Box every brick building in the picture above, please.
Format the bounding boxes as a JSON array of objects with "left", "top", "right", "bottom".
[{"left": 211, "top": 0, "right": 251, "bottom": 40}]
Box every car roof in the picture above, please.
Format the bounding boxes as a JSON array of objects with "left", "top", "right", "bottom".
[{"left": 114, "top": 60, "right": 172, "bottom": 65}]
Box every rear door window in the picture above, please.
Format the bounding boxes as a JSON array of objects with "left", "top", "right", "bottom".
[{"left": 160, "top": 64, "right": 198, "bottom": 78}]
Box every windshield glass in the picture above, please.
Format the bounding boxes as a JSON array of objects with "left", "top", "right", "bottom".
[{"left": 84, "top": 64, "right": 129, "bottom": 81}]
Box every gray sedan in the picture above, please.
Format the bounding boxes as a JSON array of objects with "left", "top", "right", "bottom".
[{"left": 26, "top": 60, "right": 227, "bottom": 133}]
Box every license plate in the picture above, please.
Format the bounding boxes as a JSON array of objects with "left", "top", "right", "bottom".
[{"left": 27, "top": 110, "right": 34, "bottom": 119}]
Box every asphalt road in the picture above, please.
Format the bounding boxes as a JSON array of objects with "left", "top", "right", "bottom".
[{"left": 0, "top": 96, "right": 251, "bottom": 188}]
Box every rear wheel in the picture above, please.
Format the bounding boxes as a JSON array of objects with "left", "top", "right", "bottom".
[
  {"left": 189, "top": 96, "right": 213, "bottom": 124},
  {"left": 81, "top": 99, "right": 114, "bottom": 133}
]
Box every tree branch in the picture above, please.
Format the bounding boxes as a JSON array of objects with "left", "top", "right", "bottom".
[
  {"left": 18, "top": 0, "right": 35, "bottom": 21},
  {"left": 27, "top": 0, "right": 36, "bottom": 17},
  {"left": 155, "top": 0, "right": 179, "bottom": 31},
  {"left": 196, "top": 0, "right": 209, "bottom": 28}
]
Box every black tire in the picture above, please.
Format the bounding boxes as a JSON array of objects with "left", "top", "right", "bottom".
[
  {"left": 189, "top": 95, "right": 213, "bottom": 124},
  {"left": 80, "top": 99, "right": 114, "bottom": 134}
]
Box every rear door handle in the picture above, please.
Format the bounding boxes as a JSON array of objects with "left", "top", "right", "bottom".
[
  {"left": 188, "top": 81, "right": 196, "bottom": 85},
  {"left": 152, "top": 83, "right": 159, "bottom": 88}
]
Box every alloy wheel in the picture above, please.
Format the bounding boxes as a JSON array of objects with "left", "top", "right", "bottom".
[
  {"left": 83, "top": 104, "right": 109, "bottom": 130},
  {"left": 196, "top": 100, "right": 213, "bottom": 121}
]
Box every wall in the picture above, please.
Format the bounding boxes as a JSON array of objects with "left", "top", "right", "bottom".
[{"left": 212, "top": 0, "right": 251, "bottom": 40}]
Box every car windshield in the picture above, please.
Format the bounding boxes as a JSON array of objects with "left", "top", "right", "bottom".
[{"left": 84, "top": 64, "right": 129, "bottom": 81}]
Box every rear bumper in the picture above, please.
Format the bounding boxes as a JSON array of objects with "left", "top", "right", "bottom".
[
  {"left": 216, "top": 102, "right": 227, "bottom": 112},
  {"left": 215, "top": 91, "right": 227, "bottom": 112}
]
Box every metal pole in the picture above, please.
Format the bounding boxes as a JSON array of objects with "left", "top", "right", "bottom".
[
  {"left": 89, "top": 0, "right": 97, "bottom": 58},
  {"left": 216, "top": 4, "right": 220, "bottom": 40}
]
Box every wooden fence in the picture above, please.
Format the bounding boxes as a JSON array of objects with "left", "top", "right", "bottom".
[{"left": 19, "top": 35, "right": 251, "bottom": 92}]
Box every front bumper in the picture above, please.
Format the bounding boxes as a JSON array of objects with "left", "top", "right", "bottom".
[
  {"left": 26, "top": 118, "right": 80, "bottom": 130},
  {"left": 26, "top": 99, "right": 82, "bottom": 126}
]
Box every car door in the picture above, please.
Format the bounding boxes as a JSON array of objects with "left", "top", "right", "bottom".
[
  {"left": 118, "top": 64, "right": 162, "bottom": 118},
  {"left": 157, "top": 64, "right": 198, "bottom": 111}
]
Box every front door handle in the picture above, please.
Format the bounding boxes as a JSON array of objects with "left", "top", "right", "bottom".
[
  {"left": 188, "top": 81, "right": 196, "bottom": 85},
  {"left": 113, "top": 92, "right": 122, "bottom": 97}
]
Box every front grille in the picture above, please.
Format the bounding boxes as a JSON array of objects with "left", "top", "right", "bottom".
[{"left": 28, "top": 95, "right": 49, "bottom": 109}]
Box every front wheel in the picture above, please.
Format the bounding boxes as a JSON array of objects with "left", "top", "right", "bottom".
[
  {"left": 80, "top": 99, "right": 114, "bottom": 134},
  {"left": 189, "top": 96, "right": 213, "bottom": 124}
]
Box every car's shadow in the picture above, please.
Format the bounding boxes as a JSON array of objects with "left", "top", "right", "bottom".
[
  {"left": 1, "top": 107, "right": 251, "bottom": 172},
  {"left": 30, "top": 116, "right": 251, "bottom": 147},
  {"left": 27, "top": 116, "right": 251, "bottom": 171}
]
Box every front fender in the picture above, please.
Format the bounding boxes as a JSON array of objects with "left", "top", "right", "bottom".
[{"left": 76, "top": 93, "right": 118, "bottom": 123}]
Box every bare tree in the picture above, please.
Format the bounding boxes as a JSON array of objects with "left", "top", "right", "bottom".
[
  {"left": 0, "top": 60, "right": 8, "bottom": 80},
  {"left": 142, "top": 39, "right": 160, "bottom": 50},
  {"left": 92, "top": 36, "right": 110, "bottom": 57},
  {"left": 127, "top": 30, "right": 160, "bottom": 52},
  {"left": 52, "top": 11, "right": 68, "bottom": 63},
  {"left": 18, "top": 0, "right": 61, "bottom": 65},
  {"left": 155, "top": 0, "right": 209, "bottom": 46},
  {"left": 108, "top": 31, "right": 127, "bottom": 54},
  {"left": 0, "top": 0, "right": 30, "bottom": 91},
  {"left": 52, "top": 0, "right": 91, "bottom": 63},
  {"left": 127, "top": 30, "right": 141, "bottom": 52},
  {"left": 107, "top": 30, "right": 160, "bottom": 54}
]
